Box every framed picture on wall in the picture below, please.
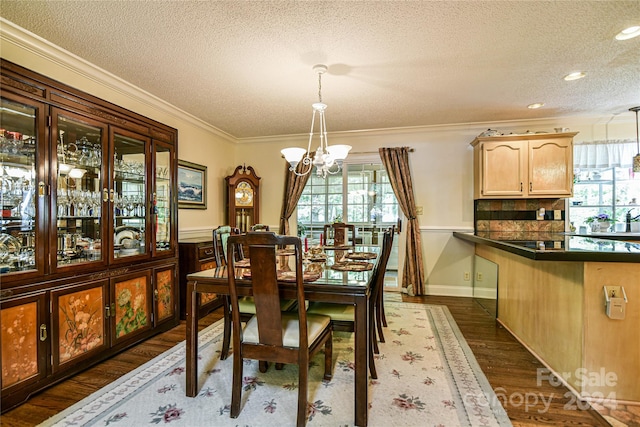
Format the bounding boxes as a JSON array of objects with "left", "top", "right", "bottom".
[{"left": 177, "top": 160, "right": 207, "bottom": 209}]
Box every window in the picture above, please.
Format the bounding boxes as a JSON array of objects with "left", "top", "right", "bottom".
[
  {"left": 569, "top": 141, "right": 640, "bottom": 231},
  {"left": 297, "top": 173, "right": 343, "bottom": 236},
  {"left": 297, "top": 163, "right": 399, "bottom": 244}
]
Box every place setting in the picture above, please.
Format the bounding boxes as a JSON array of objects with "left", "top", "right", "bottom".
[
  {"left": 344, "top": 251, "right": 376, "bottom": 260},
  {"left": 330, "top": 260, "right": 374, "bottom": 271},
  {"left": 241, "top": 269, "right": 322, "bottom": 282}
]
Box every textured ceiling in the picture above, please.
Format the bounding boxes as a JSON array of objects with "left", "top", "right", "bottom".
[{"left": 1, "top": 1, "right": 639, "bottom": 139}]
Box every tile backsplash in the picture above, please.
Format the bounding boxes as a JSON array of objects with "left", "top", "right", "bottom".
[{"left": 475, "top": 199, "right": 566, "bottom": 234}]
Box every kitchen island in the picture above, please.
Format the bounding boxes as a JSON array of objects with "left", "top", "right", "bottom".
[{"left": 454, "top": 232, "right": 640, "bottom": 404}]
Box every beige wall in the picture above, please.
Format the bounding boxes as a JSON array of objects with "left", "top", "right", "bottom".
[{"left": 3, "top": 21, "right": 636, "bottom": 295}]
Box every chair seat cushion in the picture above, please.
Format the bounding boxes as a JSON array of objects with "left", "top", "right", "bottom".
[
  {"left": 307, "top": 302, "right": 354, "bottom": 322},
  {"left": 238, "top": 297, "right": 295, "bottom": 314},
  {"left": 243, "top": 313, "right": 331, "bottom": 347}
]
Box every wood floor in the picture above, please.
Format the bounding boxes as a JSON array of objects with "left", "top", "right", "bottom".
[{"left": 1, "top": 295, "right": 610, "bottom": 427}]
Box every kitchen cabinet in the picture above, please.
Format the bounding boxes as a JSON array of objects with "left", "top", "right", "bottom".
[
  {"left": 178, "top": 237, "right": 222, "bottom": 319},
  {"left": 0, "top": 59, "right": 179, "bottom": 411},
  {"left": 225, "top": 165, "right": 260, "bottom": 232},
  {"left": 471, "top": 132, "right": 576, "bottom": 199}
]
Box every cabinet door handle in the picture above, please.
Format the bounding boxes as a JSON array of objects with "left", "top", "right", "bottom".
[
  {"left": 105, "top": 303, "right": 116, "bottom": 318},
  {"left": 39, "top": 324, "right": 47, "bottom": 341},
  {"left": 154, "top": 289, "right": 159, "bottom": 300},
  {"left": 38, "top": 181, "right": 46, "bottom": 197},
  {"left": 103, "top": 188, "right": 109, "bottom": 202},
  {"left": 530, "top": 182, "right": 532, "bottom": 192},
  {"left": 204, "top": 249, "right": 214, "bottom": 256},
  {"left": 109, "top": 189, "right": 115, "bottom": 203},
  {"left": 520, "top": 182, "right": 523, "bottom": 192}
]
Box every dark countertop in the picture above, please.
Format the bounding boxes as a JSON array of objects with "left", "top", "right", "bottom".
[{"left": 453, "top": 232, "right": 640, "bottom": 263}]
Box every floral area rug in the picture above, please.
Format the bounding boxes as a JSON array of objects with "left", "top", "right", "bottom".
[{"left": 40, "top": 302, "right": 512, "bottom": 427}]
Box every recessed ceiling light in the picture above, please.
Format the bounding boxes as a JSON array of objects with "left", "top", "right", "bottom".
[
  {"left": 564, "top": 72, "right": 586, "bottom": 81},
  {"left": 615, "top": 25, "right": 640, "bottom": 41},
  {"left": 527, "top": 103, "right": 544, "bottom": 109}
]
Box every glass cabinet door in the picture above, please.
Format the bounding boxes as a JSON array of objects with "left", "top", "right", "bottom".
[
  {"left": 153, "top": 141, "right": 174, "bottom": 255},
  {"left": 0, "top": 94, "right": 45, "bottom": 279},
  {"left": 111, "top": 128, "right": 149, "bottom": 262},
  {"left": 52, "top": 109, "right": 108, "bottom": 271}
]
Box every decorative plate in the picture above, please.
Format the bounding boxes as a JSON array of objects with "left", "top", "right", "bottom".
[
  {"left": 242, "top": 270, "right": 321, "bottom": 282},
  {"left": 114, "top": 227, "right": 140, "bottom": 245},
  {"left": 276, "top": 248, "right": 295, "bottom": 256},
  {"left": 345, "top": 252, "right": 376, "bottom": 260},
  {"left": 331, "top": 261, "right": 374, "bottom": 271},
  {"left": 234, "top": 259, "right": 251, "bottom": 267}
]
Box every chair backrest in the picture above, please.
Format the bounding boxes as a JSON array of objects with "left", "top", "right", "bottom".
[
  {"left": 250, "top": 224, "right": 270, "bottom": 232},
  {"left": 227, "top": 232, "right": 308, "bottom": 349},
  {"left": 213, "top": 225, "right": 243, "bottom": 266},
  {"left": 369, "top": 227, "right": 394, "bottom": 307},
  {"left": 323, "top": 222, "right": 356, "bottom": 246}
]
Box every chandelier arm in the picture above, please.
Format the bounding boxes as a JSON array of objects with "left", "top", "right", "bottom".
[
  {"left": 291, "top": 156, "right": 314, "bottom": 176},
  {"left": 307, "top": 109, "right": 317, "bottom": 160}
]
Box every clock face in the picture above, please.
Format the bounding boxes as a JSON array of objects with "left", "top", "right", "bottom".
[{"left": 235, "top": 181, "right": 253, "bottom": 206}]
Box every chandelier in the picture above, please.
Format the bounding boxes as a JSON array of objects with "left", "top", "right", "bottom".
[{"left": 281, "top": 64, "right": 351, "bottom": 178}]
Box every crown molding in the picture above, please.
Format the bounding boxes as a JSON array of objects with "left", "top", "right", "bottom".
[
  {"left": 236, "top": 114, "right": 635, "bottom": 145},
  {"left": 0, "top": 18, "right": 236, "bottom": 144}
]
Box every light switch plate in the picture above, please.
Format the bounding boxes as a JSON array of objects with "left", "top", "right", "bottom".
[{"left": 554, "top": 210, "right": 562, "bottom": 220}]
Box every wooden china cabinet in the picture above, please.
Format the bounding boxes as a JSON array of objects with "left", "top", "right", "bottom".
[
  {"left": 0, "top": 60, "right": 179, "bottom": 412},
  {"left": 225, "top": 165, "right": 260, "bottom": 232}
]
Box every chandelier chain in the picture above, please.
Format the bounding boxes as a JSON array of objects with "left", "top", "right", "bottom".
[{"left": 318, "top": 72, "right": 322, "bottom": 104}]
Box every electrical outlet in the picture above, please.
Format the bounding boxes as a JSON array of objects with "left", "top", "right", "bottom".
[
  {"left": 554, "top": 210, "right": 561, "bottom": 220},
  {"left": 464, "top": 272, "right": 470, "bottom": 281},
  {"left": 476, "top": 272, "right": 483, "bottom": 281}
]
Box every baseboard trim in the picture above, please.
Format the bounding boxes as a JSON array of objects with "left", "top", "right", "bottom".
[
  {"left": 424, "top": 284, "right": 473, "bottom": 297},
  {"left": 472, "top": 288, "right": 497, "bottom": 299}
]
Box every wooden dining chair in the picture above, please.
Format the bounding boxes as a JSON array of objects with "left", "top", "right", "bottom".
[
  {"left": 226, "top": 232, "right": 333, "bottom": 427},
  {"left": 375, "top": 226, "right": 395, "bottom": 344},
  {"left": 323, "top": 222, "right": 356, "bottom": 246},
  {"left": 306, "top": 227, "right": 393, "bottom": 379},
  {"left": 213, "top": 225, "right": 252, "bottom": 360},
  {"left": 212, "top": 225, "right": 243, "bottom": 266}
]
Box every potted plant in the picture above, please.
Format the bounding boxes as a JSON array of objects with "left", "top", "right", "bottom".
[{"left": 585, "top": 213, "right": 611, "bottom": 232}]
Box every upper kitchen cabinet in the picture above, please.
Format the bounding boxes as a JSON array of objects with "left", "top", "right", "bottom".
[
  {"left": 471, "top": 132, "right": 577, "bottom": 199},
  {"left": 0, "top": 59, "right": 179, "bottom": 411}
]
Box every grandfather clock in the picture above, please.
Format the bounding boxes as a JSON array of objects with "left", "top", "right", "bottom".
[{"left": 226, "top": 165, "right": 260, "bottom": 232}]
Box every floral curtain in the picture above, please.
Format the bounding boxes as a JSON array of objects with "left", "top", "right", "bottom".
[
  {"left": 574, "top": 140, "right": 637, "bottom": 169},
  {"left": 379, "top": 147, "right": 425, "bottom": 296},
  {"left": 279, "top": 160, "right": 311, "bottom": 236}
]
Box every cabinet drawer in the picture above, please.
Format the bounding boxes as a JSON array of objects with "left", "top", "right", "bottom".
[{"left": 198, "top": 245, "right": 215, "bottom": 260}]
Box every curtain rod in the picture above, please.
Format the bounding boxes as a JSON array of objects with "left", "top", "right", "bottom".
[{"left": 349, "top": 148, "right": 415, "bottom": 155}]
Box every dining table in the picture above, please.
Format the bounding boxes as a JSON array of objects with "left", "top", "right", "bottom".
[{"left": 185, "top": 244, "right": 380, "bottom": 427}]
